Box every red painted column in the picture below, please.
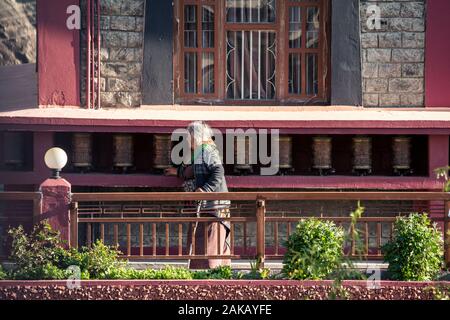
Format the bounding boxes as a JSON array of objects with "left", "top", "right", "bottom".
[
  {"left": 37, "top": 0, "right": 80, "bottom": 107},
  {"left": 428, "top": 135, "right": 449, "bottom": 178},
  {"left": 39, "top": 178, "right": 72, "bottom": 246},
  {"left": 425, "top": 0, "right": 450, "bottom": 107}
]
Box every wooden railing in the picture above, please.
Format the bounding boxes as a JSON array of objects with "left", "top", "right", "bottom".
[
  {"left": 71, "top": 192, "right": 450, "bottom": 267},
  {"left": 1, "top": 191, "right": 449, "bottom": 266},
  {"left": 0, "top": 192, "right": 42, "bottom": 260}
]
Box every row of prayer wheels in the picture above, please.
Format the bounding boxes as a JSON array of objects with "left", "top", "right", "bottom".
[
  {"left": 71, "top": 133, "right": 172, "bottom": 172},
  {"left": 69, "top": 133, "right": 413, "bottom": 175},
  {"left": 232, "top": 135, "right": 413, "bottom": 176}
]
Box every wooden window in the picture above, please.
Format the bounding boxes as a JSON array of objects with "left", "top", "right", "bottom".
[{"left": 174, "top": 0, "right": 329, "bottom": 104}]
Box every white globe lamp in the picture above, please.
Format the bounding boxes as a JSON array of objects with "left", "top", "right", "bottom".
[{"left": 44, "top": 147, "right": 68, "bottom": 179}]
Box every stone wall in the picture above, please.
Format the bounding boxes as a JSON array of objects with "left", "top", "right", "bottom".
[
  {"left": 360, "top": 0, "right": 426, "bottom": 107},
  {"left": 81, "top": 0, "right": 427, "bottom": 108},
  {"left": 81, "top": 0, "right": 145, "bottom": 108}
]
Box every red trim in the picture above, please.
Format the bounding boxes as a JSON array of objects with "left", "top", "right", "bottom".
[
  {"left": 1, "top": 117, "right": 450, "bottom": 134},
  {"left": 37, "top": 0, "right": 80, "bottom": 106},
  {"left": 0, "top": 173, "right": 441, "bottom": 189},
  {"left": 425, "top": 0, "right": 450, "bottom": 107}
]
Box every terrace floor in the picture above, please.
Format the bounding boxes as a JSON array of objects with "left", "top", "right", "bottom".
[{"left": 126, "top": 260, "right": 389, "bottom": 271}]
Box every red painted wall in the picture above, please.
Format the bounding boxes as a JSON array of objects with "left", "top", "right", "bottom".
[
  {"left": 425, "top": 0, "right": 450, "bottom": 107},
  {"left": 37, "top": 0, "right": 80, "bottom": 107}
]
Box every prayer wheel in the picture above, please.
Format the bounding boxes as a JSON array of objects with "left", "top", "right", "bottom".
[
  {"left": 352, "top": 136, "right": 372, "bottom": 175},
  {"left": 3, "top": 132, "right": 26, "bottom": 168},
  {"left": 392, "top": 136, "right": 412, "bottom": 175},
  {"left": 234, "top": 135, "right": 253, "bottom": 174},
  {"left": 313, "top": 136, "right": 333, "bottom": 175},
  {"left": 72, "top": 133, "right": 93, "bottom": 170},
  {"left": 153, "top": 134, "right": 172, "bottom": 170},
  {"left": 277, "top": 135, "right": 293, "bottom": 173},
  {"left": 113, "top": 134, "right": 134, "bottom": 170}
]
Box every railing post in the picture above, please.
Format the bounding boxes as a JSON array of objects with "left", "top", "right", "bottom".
[
  {"left": 256, "top": 199, "right": 266, "bottom": 269},
  {"left": 39, "top": 178, "right": 71, "bottom": 248},
  {"left": 445, "top": 201, "right": 450, "bottom": 268},
  {"left": 70, "top": 201, "right": 78, "bottom": 249}
]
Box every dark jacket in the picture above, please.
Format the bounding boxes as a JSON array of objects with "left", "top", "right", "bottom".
[{"left": 177, "top": 144, "right": 230, "bottom": 212}]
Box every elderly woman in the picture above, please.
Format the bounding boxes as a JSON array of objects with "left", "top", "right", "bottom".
[{"left": 165, "top": 121, "right": 230, "bottom": 269}]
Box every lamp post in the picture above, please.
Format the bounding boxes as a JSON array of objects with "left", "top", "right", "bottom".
[
  {"left": 40, "top": 147, "right": 71, "bottom": 246},
  {"left": 44, "top": 147, "right": 68, "bottom": 179}
]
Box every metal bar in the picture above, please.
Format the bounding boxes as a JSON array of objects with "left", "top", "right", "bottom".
[
  {"left": 87, "top": 223, "right": 92, "bottom": 247},
  {"left": 70, "top": 202, "right": 78, "bottom": 248},
  {"left": 152, "top": 223, "right": 157, "bottom": 256},
  {"left": 178, "top": 223, "right": 183, "bottom": 256},
  {"left": 91, "top": 0, "right": 95, "bottom": 109},
  {"left": 113, "top": 224, "right": 119, "bottom": 247},
  {"left": 274, "top": 221, "right": 279, "bottom": 255},
  {"left": 241, "top": 30, "right": 245, "bottom": 99},
  {"left": 351, "top": 224, "right": 355, "bottom": 257},
  {"left": 243, "top": 221, "right": 247, "bottom": 254},
  {"left": 258, "top": 30, "right": 261, "bottom": 99},
  {"left": 100, "top": 223, "right": 105, "bottom": 243},
  {"left": 256, "top": 199, "right": 266, "bottom": 269},
  {"left": 191, "top": 222, "right": 196, "bottom": 255},
  {"left": 165, "top": 223, "right": 170, "bottom": 256},
  {"left": 217, "top": 221, "right": 221, "bottom": 255},
  {"left": 86, "top": 0, "right": 91, "bottom": 109},
  {"left": 204, "top": 222, "right": 208, "bottom": 256},
  {"left": 250, "top": 30, "right": 253, "bottom": 99},
  {"left": 365, "top": 222, "right": 369, "bottom": 255},
  {"left": 127, "top": 223, "right": 131, "bottom": 256},
  {"left": 230, "top": 223, "right": 235, "bottom": 255},
  {"left": 97, "top": 0, "right": 101, "bottom": 109},
  {"left": 139, "top": 223, "right": 144, "bottom": 256},
  {"left": 376, "top": 222, "right": 382, "bottom": 256}
]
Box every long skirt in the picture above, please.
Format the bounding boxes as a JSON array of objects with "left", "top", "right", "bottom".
[{"left": 187, "top": 217, "right": 231, "bottom": 269}]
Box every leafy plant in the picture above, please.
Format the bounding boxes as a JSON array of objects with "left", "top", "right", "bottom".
[
  {"left": 7, "top": 222, "right": 67, "bottom": 280},
  {"left": 244, "top": 260, "right": 271, "bottom": 280},
  {"left": 82, "top": 240, "right": 125, "bottom": 279},
  {"left": 282, "top": 219, "right": 345, "bottom": 280},
  {"left": 0, "top": 265, "right": 7, "bottom": 280},
  {"left": 382, "top": 213, "right": 444, "bottom": 281}
]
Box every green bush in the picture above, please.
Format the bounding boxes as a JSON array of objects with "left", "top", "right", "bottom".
[
  {"left": 282, "top": 219, "right": 345, "bottom": 280},
  {"left": 7, "top": 222, "right": 67, "bottom": 280},
  {"left": 82, "top": 241, "right": 125, "bottom": 279},
  {"left": 0, "top": 265, "right": 7, "bottom": 280},
  {"left": 382, "top": 213, "right": 444, "bottom": 281},
  {"left": 7, "top": 222, "right": 124, "bottom": 280}
]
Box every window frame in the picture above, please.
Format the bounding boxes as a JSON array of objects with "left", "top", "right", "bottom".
[{"left": 173, "top": 0, "right": 330, "bottom": 105}]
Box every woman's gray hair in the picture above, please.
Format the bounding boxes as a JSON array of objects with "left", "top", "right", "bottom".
[{"left": 187, "top": 121, "right": 213, "bottom": 147}]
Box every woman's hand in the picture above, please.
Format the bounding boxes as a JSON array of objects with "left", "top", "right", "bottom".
[{"left": 164, "top": 167, "right": 177, "bottom": 176}]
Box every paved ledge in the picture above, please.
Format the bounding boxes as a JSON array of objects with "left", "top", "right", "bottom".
[{"left": 0, "top": 106, "right": 450, "bottom": 131}]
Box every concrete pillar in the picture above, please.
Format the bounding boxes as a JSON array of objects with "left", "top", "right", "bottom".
[{"left": 39, "top": 178, "right": 71, "bottom": 246}]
